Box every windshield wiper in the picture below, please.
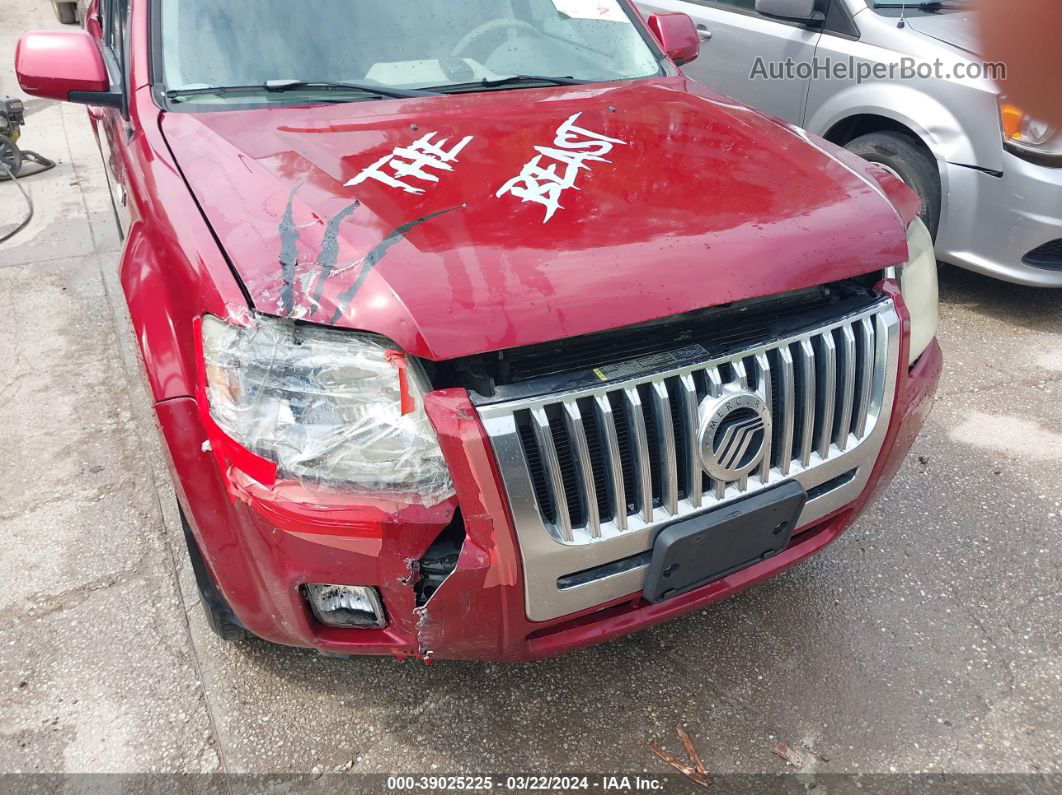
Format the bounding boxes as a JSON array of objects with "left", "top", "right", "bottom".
[
  {"left": 429, "top": 74, "right": 590, "bottom": 93},
  {"left": 166, "top": 79, "right": 439, "bottom": 102},
  {"left": 263, "top": 80, "right": 440, "bottom": 97}
]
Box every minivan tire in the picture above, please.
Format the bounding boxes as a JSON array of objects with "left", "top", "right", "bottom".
[
  {"left": 54, "top": 1, "right": 79, "bottom": 24},
  {"left": 845, "top": 131, "right": 941, "bottom": 239},
  {"left": 179, "top": 503, "right": 250, "bottom": 642}
]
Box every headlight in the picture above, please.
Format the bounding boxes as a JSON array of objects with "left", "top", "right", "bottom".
[
  {"left": 200, "top": 314, "right": 454, "bottom": 505},
  {"left": 898, "top": 218, "right": 939, "bottom": 367},
  {"left": 1000, "top": 99, "right": 1062, "bottom": 164}
]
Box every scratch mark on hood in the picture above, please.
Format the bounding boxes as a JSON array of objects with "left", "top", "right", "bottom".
[
  {"left": 329, "top": 204, "right": 465, "bottom": 325},
  {"left": 278, "top": 184, "right": 303, "bottom": 316},
  {"left": 309, "top": 200, "right": 360, "bottom": 313}
]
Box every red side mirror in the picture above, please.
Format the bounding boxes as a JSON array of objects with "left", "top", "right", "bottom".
[
  {"left": 646, "top": 12, "right": 700, "bottom": 67},
  {"left": 15, "top": 30, "right": 120, "bottom": 107}
]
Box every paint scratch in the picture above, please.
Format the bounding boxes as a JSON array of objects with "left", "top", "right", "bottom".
[
  {"left": 278, "top": 184, "right": 303, "bottom": 316},
  {"left": 329, "top": 205, "right": 464, "bottom": 325},
  {"left": 309, "top": 200, "right": 361, "bottom": 312}
]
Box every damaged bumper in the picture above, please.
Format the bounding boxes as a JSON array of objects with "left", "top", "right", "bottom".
[{"left": 160, "top": 340, "right": 942, "bottom": 662}]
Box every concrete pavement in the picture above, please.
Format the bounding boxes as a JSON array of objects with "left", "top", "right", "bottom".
[{"left": 1, "top": 0, "right": 1060, "bottom": 780}]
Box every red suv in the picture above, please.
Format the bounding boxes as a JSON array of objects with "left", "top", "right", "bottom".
[{"left": 16, "top": 0, "right": 941, "bottom": 661}]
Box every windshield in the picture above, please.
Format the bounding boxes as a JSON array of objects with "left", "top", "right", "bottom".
[{"left": 158, "top": 0, "right": 663, "bottom": 106}]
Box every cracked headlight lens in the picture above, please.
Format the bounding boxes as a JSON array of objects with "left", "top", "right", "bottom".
[
  {"left": 201, "top": 314, "right": 454, "bottom": 505},
  {"left": 899, "top": 218, "right": 939, "bottom": 367}
]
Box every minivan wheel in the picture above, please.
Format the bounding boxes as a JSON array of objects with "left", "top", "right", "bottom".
[
  {"left": 178, "top": 504, "right": 250, "bottom": 642},
  {"left": 54, "top": 1, "right": 79, "bottom": 24},
  {"left": 844, "top": 131, "right": 941, "bottom": 239}
]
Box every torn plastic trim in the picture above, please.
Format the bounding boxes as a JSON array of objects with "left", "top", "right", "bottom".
[
  {"left": 423, "top": 390, "right": 521, "bottom": 589},
  {"left": 413, "top": 509, "right": 466, "bottom": 607}
]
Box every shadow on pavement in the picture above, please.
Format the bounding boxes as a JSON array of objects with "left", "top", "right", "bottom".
[{"left": 938, "top": 264, "right": 1062, "bottom": 332}]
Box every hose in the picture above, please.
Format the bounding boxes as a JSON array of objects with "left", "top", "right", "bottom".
[{"left": 0, "top": 148, "right": 57, "bottom": 244}]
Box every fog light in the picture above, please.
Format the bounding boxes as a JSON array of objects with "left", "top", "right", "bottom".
[{"left": 304, "top": 584, "right": 387, "bottom": 629}]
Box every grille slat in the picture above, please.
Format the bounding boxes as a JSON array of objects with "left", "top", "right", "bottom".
[
  {"left": 608, "top": 393, "right": 637, "bottom": 514},
  {"left": 704, "top": 366, "right": 728, "bottom": 498},
  {"left": 651, "top": 381, "right": 679, "bottom": 515},
  {"left": 706, "top": 366, "right": 723, "bottom": 397},
  {"left": 547, "top": 407, "right": 584, "bottom": 529},
  {"left": 530, "top": 407, "right": 572, "bottom": 542},
  {"left": 733, "top": 358, "right": 749, "bottom": 388},
  {"left": 577, "top": 397, "right": 613, "bottom": 524},
  {"left": 815, "top": 333, "right": 837, "bottom": 460},
  {"left": 854, "top": 317, "right": 875, "bottom": 438},
  {"left": 625, "top": 387, "right": 654, "bottom": 523},
  {"left": 797, "top": 338, "right": 817, "bottom": 468},
  {"left": 594, "top": 394, "right": 627, "bottom": 532},
  {"left": 680, "top": 374, "right": 702, "bottom": 509},
  {"left": 506, "top": 302, "right": 892, "bottom": 545},
  {"left": 836, "top": 324, "right": 858, "bottom": 451},
  {"left": 776, "top": 346, "right": 796, "bottom": 475},
  {"left": 731, "top": 359, "right": 751, "bottom": 491},
  {"left": 665, "top": 379, "right": 689, "bottom": 501},
  {"left": 562, "top": 402, "right": 600, "bottom": 538},
  {"left": 755, "top": 352, "right": 773, "bottom": 483},
  {"left": 518, "top": 419, "right": 555, "bottom": 524}
]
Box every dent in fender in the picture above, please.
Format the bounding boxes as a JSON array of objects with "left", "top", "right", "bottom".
[{"left": 120, "top": 228, "right": 197, "bottom": 401}]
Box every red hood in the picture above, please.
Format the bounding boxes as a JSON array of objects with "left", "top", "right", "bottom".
[{"left": 161, "top": 77, "right": 907, "bottom": 360}]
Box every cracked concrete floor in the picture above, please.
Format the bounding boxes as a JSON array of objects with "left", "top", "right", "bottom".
[{"left": 2, "top": 0, "right": 1061, "bottom": 779}]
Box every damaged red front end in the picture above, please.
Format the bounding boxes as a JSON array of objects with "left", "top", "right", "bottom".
[
  {"left": 146, "top": 71, "right": 942, "bottom": 664},
  {"left": 160, "top": 313, "right": 940, "bottom": 662},
  {"left": 13, "top": 0, "right": 943, "bottom": 662}
]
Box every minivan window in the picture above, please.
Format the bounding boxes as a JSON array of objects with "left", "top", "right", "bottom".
[
  {"left": 158, "top": 0, "right": 663, "bottom": 105},
  {"left": 868, "top": 0, "right": 971, "bottom": 16}
]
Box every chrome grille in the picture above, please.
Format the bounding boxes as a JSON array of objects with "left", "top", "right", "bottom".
[
  {"left": 478, "top": 298, "right": 900, "bottom": 621},
  {"left": 497, "top": 305, "right": 889, "bottom": 545}
]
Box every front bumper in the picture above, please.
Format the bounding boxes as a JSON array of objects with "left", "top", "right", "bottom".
[
  {"left": 936, "top": 152, "right": 1062, "bottom": 287},
  {"left": 160, "top": 335, "right": 941, "bottom": 663}
]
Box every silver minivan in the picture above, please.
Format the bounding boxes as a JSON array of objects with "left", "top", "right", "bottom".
[{"left": 639, "top": 0, "right": 1062, "bottom": 287}]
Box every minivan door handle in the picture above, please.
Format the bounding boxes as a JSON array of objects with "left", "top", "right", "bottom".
[{"left": 696, "top": 25, "right": 712, "bottom": 41}]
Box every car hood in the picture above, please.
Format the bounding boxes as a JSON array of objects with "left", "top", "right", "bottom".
[
  {"left": 904, "top": 12, "right": 982, "bottom": 56},
  {"left": 161, "top": 78, "right": 907, "bottom": 360}
]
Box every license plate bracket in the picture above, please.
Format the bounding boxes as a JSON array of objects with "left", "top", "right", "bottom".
[{"left": 642, "top": 481, "right": 807, "bottom": 603}]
